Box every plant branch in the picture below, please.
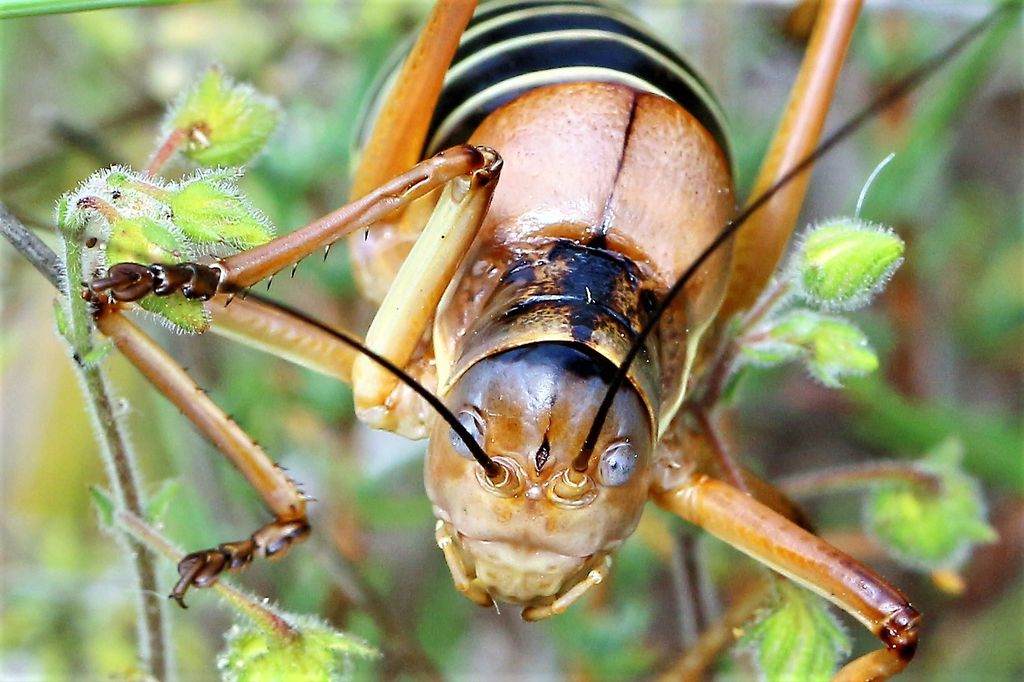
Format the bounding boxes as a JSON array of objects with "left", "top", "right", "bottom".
[
  {"left": 119, "top": 509, "right": 299, "bottom": 640},
  {"left": 2, "top": 204, "right": 171, "bottom": 679},
  {"left": 697, "top": 278, "right": 794, "bottom": 409},
  {"left": 657, "top": 578, "right": 771, "bottom": 682},
  {"left": 61, "top": 232, "right": 171, "bottom": 678},
  {"left": 0, "top": 203, "right": 63, "bottom": 288},
  {"left": 145, "top": 127, "right": 188, "bottom": 177},
  {"left": 314, "top": 535, "right": 442, "bottom": 680},
  {"left": 81, "top": 364, "right": 171, "bottom": 678},
  {"left": 694, "top": 408, "right": 750, "bottom": 496},
  {"left": 778, "top": 461, "right": 942, "bottom": 498}
]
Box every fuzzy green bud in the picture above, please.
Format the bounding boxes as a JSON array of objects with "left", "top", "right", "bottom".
[
  {"left": 741, "top": 581, "right": 851, "bottom": 682},
  {"left": 168, "top": 67, "right": 280, "bottom": 167},
  {"left": 865, "top": 439, "right": 997, "bottom": 570},
  {"left": 56, "top": 196, "right": 83, "bottom": 238},
  {"left": 106, "top": 215, "right": 186, "bottom": 265},
  {"left": 64, "top": 164, "right": 276, "bottom": 334},
  {"left": 742, "top": 310, "right": 878, "bottom": 387},
  {"left": 218, "top": 615, "right": 377, "bottom": 682},
  {"left": 166, "top": 170, "right": 274, "bottom": 251},
  {"left": 797, "top": 220, "right": 904, "bottom": 311},
  {"left": 106, "top": 216, "right": 210, "bottom": 333}
]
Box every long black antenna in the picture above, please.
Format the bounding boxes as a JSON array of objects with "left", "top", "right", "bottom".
[
  {"left": 0, "top": 205, "right": 501, "bottom": 478},
  {"left": 245, "top": 294, "right": 501, "bottom": 478},
  {"left": 572, "top": 1, "right": 1017, "bottom": 472}
]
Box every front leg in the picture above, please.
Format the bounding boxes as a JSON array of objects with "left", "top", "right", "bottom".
[
  {"left": 95, "top": 308, "right": 310, "bottom": 606},
  {"left": 91, "top": 145, "right": 501, "bottom": 440},
  {"left": 353, "top": 149, "right": 501, "bottom": 437},
  {"left": 654, "top": 472, "right": 919, "bottom": 681},
  {"left": 90, "top": 145, "right": 492, "bottom": 304},
  {"left": 87, "top": 148, "right": 500, "bottom": 600}
]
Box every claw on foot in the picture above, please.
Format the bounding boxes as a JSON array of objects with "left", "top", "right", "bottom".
[{"left": 169, "top": 518, "right": 310, "bottom": 608}]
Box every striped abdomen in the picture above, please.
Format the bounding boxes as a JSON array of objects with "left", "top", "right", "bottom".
[{"left": 360, "top": 1, "right": 730, "bottom": 162}]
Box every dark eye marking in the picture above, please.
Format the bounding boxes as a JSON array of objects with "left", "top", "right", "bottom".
[{"left": 535, "top": 434, "right": 551, "bottom": 473}]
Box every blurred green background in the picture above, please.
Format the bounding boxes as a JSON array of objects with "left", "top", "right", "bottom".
[{"left": 1, "top": 1, "right": 1021, "bottom": 680}]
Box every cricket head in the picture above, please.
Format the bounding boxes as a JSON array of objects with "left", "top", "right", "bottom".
[{"left": 425, "top": 342, "right": 654, "bottom": 617}]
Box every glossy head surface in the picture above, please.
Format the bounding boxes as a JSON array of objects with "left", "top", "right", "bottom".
[{"left": 425, "top": 343, "right": 653, "bottom": 607}]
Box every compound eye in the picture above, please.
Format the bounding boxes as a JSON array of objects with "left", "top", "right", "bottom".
[
  {"left": 598, "top": 441, "right": 637, "bottom": 487},
  {"left": 450, "top": 409, "right": 485, "bottom": 459}
]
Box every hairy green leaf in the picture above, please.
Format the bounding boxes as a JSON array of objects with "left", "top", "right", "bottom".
[
  {"left": 88, "top": 485, "right": 116, "bottom": 530},
  {"left": 168, "top": 67, "right": 280, "bottom": 167},
  {"left": 105, "top": 216, "right": 187, "bottom": 266},
  {"left": 136, "top": 295, "right": 210, "bottom": 334},
  {"left": 144, "top": 479, "right": 181, "bottom": 525},
  {"left": 80, "top": 341, "right": 114, "bottom": 367},
  {"left": 742, "top": 581, "right": 851, "bottom": 682},
  {"left": 218, "top": 615, "right": 377, "bottom": 682},
  {"left": 167, "top": 170, "right": 274, "bottom": 250},
  {"left": 865, "top": 438, "right": 997, "bottom": 570}
]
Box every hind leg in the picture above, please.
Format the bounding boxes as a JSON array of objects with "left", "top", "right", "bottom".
[
  {"left": 349, "top": 0, "right": 478, "bottom": 301},
  {"left": 721, "top": 0, "right": 863, "bottom": 319}
]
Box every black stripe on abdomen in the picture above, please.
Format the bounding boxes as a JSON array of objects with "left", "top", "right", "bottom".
[
  {"left": 428, "top": 2, "right": 728, "bottom": 156},
  {"left": 357, "top": 2, "right": 730, "bottom": 163}
]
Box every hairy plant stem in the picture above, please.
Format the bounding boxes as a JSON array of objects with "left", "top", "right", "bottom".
[
  {"left": 699, "top": 278, "right": 794, "bottom": 410},
  {"left": 60, "top": 228, "right": 171, "bottom": 679},
  {"left": 1, "top": 204, "right": 171, "bottom": 680},
  {"left": 145, "top": 127, "right": 188, "bottom": 177},
  {"left": 778, "top": 461, "right": 942, "bottom": 498},
  {"left": 81, "top": 363, "right": 171, "bottom": 678},
  {"left": 120, "top": 510, "right": 298, "bottom": 640}
]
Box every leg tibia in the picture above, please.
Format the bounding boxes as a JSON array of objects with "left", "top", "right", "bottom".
[
  {"left": 351, "top": 0, "right": 477, "bottom": 199},
  {"left": 93, "top": 305, "right": 314, "bottom": 605},
  {"left": 721, "top": 0, "right": 863, "bottom": 319},
  {"left": 90, "top": 146, "right": 492, "bottom": 305},
  {"left": 95, "top": 307, "right": 305, "bottom": 520},
  {"left": 208, "top": 294, "right": 358, "bottom": 383},
  {"left": 221, "top": 145, "right": 489, "bottom": 291}
]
